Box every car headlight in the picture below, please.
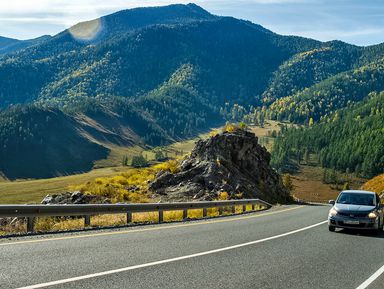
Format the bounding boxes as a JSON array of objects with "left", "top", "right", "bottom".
[
  {"left": 329, "top": 208, "right": 338, "bottom": 216},
  {"left": 368, "top": 212, "right": 378, "bottom": 219}
]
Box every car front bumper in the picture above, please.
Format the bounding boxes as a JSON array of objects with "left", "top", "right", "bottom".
[{"left": 328, "top": 215, "right": 379, "bottom": 230}]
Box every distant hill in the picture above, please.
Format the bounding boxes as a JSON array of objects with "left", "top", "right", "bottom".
[
  {"left": 0, "top": 36, "right": 18, "bottom": 51},
  {"left": 0, "top": 3, "right": 383, "bottom": 179},
  {"left": 0, "top": 105, "right": 108, "bottom": 179},
  {"left": 0, "top": 35, "right": 51, "bottom": 55}
]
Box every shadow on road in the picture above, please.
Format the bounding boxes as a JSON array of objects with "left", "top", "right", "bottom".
[
  {"left": 294, "top": 201, "right": 328, "bottom": 207},
  {"left": 336, "top": 228, "right": 384, "bottom": 239}
]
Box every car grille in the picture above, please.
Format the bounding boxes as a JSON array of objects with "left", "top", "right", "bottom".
[{"left": 337, "top": 212, "right": 368, "bottom": 218}]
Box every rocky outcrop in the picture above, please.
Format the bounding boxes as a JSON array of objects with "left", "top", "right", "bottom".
[
  {"left": 41, "top": 191, "right": 110, "bottom": 205},
  {"left": 149, "top": 129, "right": 292, "bottom": 203}
]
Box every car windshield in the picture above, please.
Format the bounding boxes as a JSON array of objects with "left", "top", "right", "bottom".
[{"left": 337, "top": 193, "right": 376, "bottom": 206}]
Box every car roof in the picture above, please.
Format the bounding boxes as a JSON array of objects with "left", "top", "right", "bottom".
[{"left": 341, "top": 190, "right": 376, "bottom": 195}]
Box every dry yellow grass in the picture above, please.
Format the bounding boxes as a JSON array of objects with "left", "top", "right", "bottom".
[
  {"left": 69, "top": 160, "right": 180, "bottom": 203},
  {"left": 0, "top": 167, "right": 130, "bottom": 204},
  {"left": 291, "top": 165, "right": 366, "bottom": 203},
  {"left": 362, "top": 174, "right": 384, "bottom": 194}
]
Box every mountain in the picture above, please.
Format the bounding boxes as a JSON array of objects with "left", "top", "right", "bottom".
[
  {"left": 0, "top": 35, "right": 51, "bottom": 55},
  {"left": 0, "top": 3, "right": 383, "bottom": 179},
  {"left": 0, "top": 10, "right": 321, "bottom": 108}
]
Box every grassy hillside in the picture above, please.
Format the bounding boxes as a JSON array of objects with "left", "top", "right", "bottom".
[
  {"left": 362, "top": 174, "right": 384, "bottom": 194},
  {"left": 0, "top": 105, "right": 109, "bottom": 179},
  {"left": 0, "top": 167, "right": 129, "bottom": 204}
]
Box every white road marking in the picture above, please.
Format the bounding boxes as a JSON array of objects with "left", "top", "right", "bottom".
[
  {"left": 14, "top": 220, "right": 328, "bottom": 289},
  {"left": 356, "top": 265, "right": 384, "bottom": 289}
]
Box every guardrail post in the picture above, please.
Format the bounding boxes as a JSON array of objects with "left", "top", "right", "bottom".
[
  {"left": 159, "top": 211, "right": 164, "bottom": 223},
  {"left": 183, "top": 209, "right": 188, "bottom": 220},
  {"left": 84, "top": 215, "right": 91, "bottom": 227},
  {"left": 27, "top": 217, "right": 35, "bottom": 233},
  {"left": 203, "top": 208, "right": 207, "bottom": 217},
  {"left": 232, "top": 206, "right": 236, "bottom": 214},
  {"left": 242, "top": 205, "right": 247, "bottom": 213},
  {"left": 218, "top": 207, "right": 223, "bottom": 216},
  {"left": 251, "top": 204, "right": 255, "bottom": 211},
  {"left": 127, "top": 212, "right": 132, "bottom": 224}
]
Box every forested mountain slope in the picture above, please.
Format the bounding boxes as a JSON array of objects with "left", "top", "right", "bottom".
[
  {"left": 266, "top": 58, "right": 384, "bottom": 123},
  {"left": 0, "top": 10, "right": 321, "bottom": 108},
  {"left": 272, "top": 91, "right": 384, "bottom": 178},
  {"left": 0, "top": 3, "right": 383, "bottom": 179}
]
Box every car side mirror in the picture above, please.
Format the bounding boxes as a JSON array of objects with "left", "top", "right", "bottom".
[{"left": 329, "top": 200, "right": 335, "bottom": 205}]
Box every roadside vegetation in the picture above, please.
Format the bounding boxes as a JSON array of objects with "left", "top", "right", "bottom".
[{"left": 69, "top": 160, "right": 179, "bottom": 203}]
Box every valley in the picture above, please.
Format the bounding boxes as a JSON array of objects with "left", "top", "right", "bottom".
[
  {"left": 0, "top": 122, "right": 281, "bottom": 204},
  {"left": 0, "top": 120, "right": 350, "bottom": 205}
]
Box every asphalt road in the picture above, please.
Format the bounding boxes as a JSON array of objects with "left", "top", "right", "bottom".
[{"left": 1, "top": 205, "right": 383, "bottom": 289}]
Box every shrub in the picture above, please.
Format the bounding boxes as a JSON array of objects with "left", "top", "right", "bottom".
[
  {"left": 218, "top": 191, "right": 230, "bottom": 200},
  {"left": 224, "top": 123, "right": 236, "bottom": 132},
  {"left": 131, "top": 155, "right": 148, "bottom": 168}
]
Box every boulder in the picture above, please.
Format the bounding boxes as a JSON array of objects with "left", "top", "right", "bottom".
[{"left": 41, "top": 191, "right": 111, "bottom": 205}]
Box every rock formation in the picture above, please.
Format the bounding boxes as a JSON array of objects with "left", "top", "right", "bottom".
[{"left": 149, "top": 128, "right": 292, "bottom": 203}]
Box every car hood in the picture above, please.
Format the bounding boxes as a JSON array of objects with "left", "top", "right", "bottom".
[{"left": 335, "top": 204, "right": 375, "bottom": 213}]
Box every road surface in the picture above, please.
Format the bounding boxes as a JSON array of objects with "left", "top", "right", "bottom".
[{"left": 0, "top": 205, "right": 383, "bottom": 289}]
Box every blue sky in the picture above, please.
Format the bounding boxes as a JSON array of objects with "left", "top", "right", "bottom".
[{"left": 1, "top": 0, "right": 383, "bottom": 46}]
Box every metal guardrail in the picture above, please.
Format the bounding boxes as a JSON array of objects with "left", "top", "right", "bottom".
[{"left": 0, "top": 199, "right": 272, "bottom": 233}]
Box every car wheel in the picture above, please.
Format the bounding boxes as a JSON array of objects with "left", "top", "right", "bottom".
[{"left": 328, "top": 226, "right": 335, "bottom": 232}]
